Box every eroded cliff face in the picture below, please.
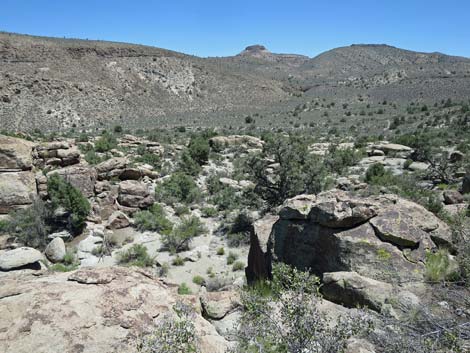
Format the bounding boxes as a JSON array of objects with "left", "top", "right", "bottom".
[{"left": 247, "top": 190, "right": 454, "bottom": 308}]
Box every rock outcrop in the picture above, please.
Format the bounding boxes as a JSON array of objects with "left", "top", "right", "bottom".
[
  {"left": 0, "top": 135, "right": 36, "bottom": 214},
  {"left": 33, "top": 141, "right": 80, "bottom": 169},
  {"left": 247, "top": 190, "right": 452, "bottom": 284},
  {"left": 0, "top": 267, "right": 228, "bottom": 353}
]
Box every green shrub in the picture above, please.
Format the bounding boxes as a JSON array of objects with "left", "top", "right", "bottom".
[
  {"left": 244, "top": 135, "right": 329, "bottom": 207},
  {"left": 134, "top": 204, "right": 173, "bottom": 234},
  {"left": 232, "top": 261, "right": 245, "bottom": 272},
  {"left": 177, "top": 282, "right": 192, "bottom": 295},
  {"left": 0, "top": 219, "right": 9, "bottom": 233},
  {"left": 227, "top": 251, "right": 239, "bottom": 265},
  {"left": 365, "top": 163, "right": 387, "bottom": 183},
  {"left": 216, "top": 247, "right": 225, "bottom": 255},
  {"left": 211, "top": 186, "right": 242, "bottom": 211},
  {"left": 113, "top": 125, "right": 123, "bottom": 134},
  {"left": 94, "top": 131, "right": 117, "bottom": 152},
  {"left": 172, "top": 255, "right": 185, "bottom": 266},
  {"left": 162, "top": 216, "right": 205, "bottom": 253},
  {"left": 47, "top": 174, "right": 90, "bottom": 235},
  {"left": 192, "top": 275, "right": 205, "bottom": 286},
  {"left": 135, "top": 151, "right": 161, "bottom": 168},
  {"left": 178, "top": 150, "right": 201, "bottom": 176},
  {"left": 77, "top": 132, "right": 89, "bottom": 142},
  {"left": 84, "top": 149, "right": 104, "bottom": 165},
  {"left": 155, "top": 173, "right": 201, "bottom": 205},
  {"left": 201, "top": 206, "right": 217, "bottom": 218},
  {"left": 8, "top": 199, "right": 51, "bottom": 249},
  {"left": 118, "top": 244, "right": 154, "bottom": 267},
  {"left": 325, "top": 145, "right": 364, "bottom": 175},
  {"left": 188, "top": 136, "right": 210, "bottom": 165},
  {"left": 425, "top": 249, "right": 459, "bottom": 282}
]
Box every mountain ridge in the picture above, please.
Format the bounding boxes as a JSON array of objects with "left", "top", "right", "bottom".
[{"left": 1, "top": 31, "right": 470, "bottom": 132}]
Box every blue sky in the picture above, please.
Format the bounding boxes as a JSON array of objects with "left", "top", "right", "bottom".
[{"left": 1, "top": 0, "right": 469, "bottom": 58}]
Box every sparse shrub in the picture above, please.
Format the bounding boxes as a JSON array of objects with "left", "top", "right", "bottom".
[
  {"left": 118, "top": 244, "right": 154, "bottom": 267},
  {"left": 8, "top": 198, "right": 51, "bottom": 249},
  {"left": 137, "top": 302, "right": 198, "bottom": 353},
  {"left": 47, "top": 174, "right": 90, "bottom": 235},
  {"left": 177, "top": 283, "right": 192, "bottom": 295},
  {"left": 162, "top": 216, "right": 205, "bottom": 253},
  {"left": 77, "top": 132, "right": 89, "bottom": 142},
  {"left": 158, "top": 262, "right": 170, "bottom": 277},
  {"left": 425, "top": 249, "right": 459, "bottom": 282},
  {"left": 172, "top": 255, "right": 185, "bottom": 266},
  {"left": 134, "top": 204, "right": 174, "bottom": 234},
  {"left": 232, "top": 260, "right": 245, "bottom": 271},
  {"left": 227, "top": 251, "right": 239, "bottom": 265},
  {"left": 192, "top": 275, "right": 205, "bottom": 286},
  {"left": 113, "top": 125, "right": 123, "bottom": 133},
  {"left": 235, "top": 263, "right": 371, "bottom": 352},
  {"left": 174, "top": 205, "right": 190, "bottom": 216}
]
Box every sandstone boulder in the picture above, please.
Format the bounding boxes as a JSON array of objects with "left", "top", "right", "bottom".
[
  {"left": 47, "top": 165, "right": 97, "bottom": 198},
  {"left": 322, "top": 271, "right": 394, "bottom": 312},
  {"left": 0, "top": 135, "right": 34, "bottom": 171},
  {"left": 118, "top": 180, "right": 154, "bottom": 209},
  {"left": 106, "top": 210, "right": 131, "bottom": 229},
  {"left": 0, "top": 171, "right": 36, "bottom": 214},
  {"left": 95, "top": 157, "right": 129, "bottom": 180},
  {"left": 45, "top": 238, "right": 66, "bottom": 263},
  {"left": 443, "top": 190, "right": 464, "bottom": 205},
  {"left": 247, "top": 190, "right": 451, "bottom": 285},
  {"left": 209, "top": 135, "right": 264, "bottom": 150},
  {"left": 200, "top": 289, "right": 241, "bottom": 320}
]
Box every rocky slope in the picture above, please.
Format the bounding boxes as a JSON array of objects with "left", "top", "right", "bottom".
[{"left": 1, "top": 32, "right": 470, "bottom": 131}]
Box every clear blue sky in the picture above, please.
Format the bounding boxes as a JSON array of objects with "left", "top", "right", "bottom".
[{"left": 1, "top": 0, "right": 469, "bottom": 58}]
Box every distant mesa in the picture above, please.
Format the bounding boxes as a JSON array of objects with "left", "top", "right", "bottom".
[
  {"left": 239, "top": 44, "right": 271, "bottom": 56},
  {"left": 244, "top": 44, "right": 268, "bottom": 52}
]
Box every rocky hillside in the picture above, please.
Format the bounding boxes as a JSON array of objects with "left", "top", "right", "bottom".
[
  {"left": 1, "top": 32, "right": 470, "bottom": 132},
  {"left": 1, "top": 129, "right": 469, "bottom": 352}
]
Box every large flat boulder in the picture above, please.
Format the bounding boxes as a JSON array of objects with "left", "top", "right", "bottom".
[
  {"left": 0, "top": 267, "right": 228, "bottom": 353},
  {"left": 0, "top": 247, "right": 43, "bottom": 271}
]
